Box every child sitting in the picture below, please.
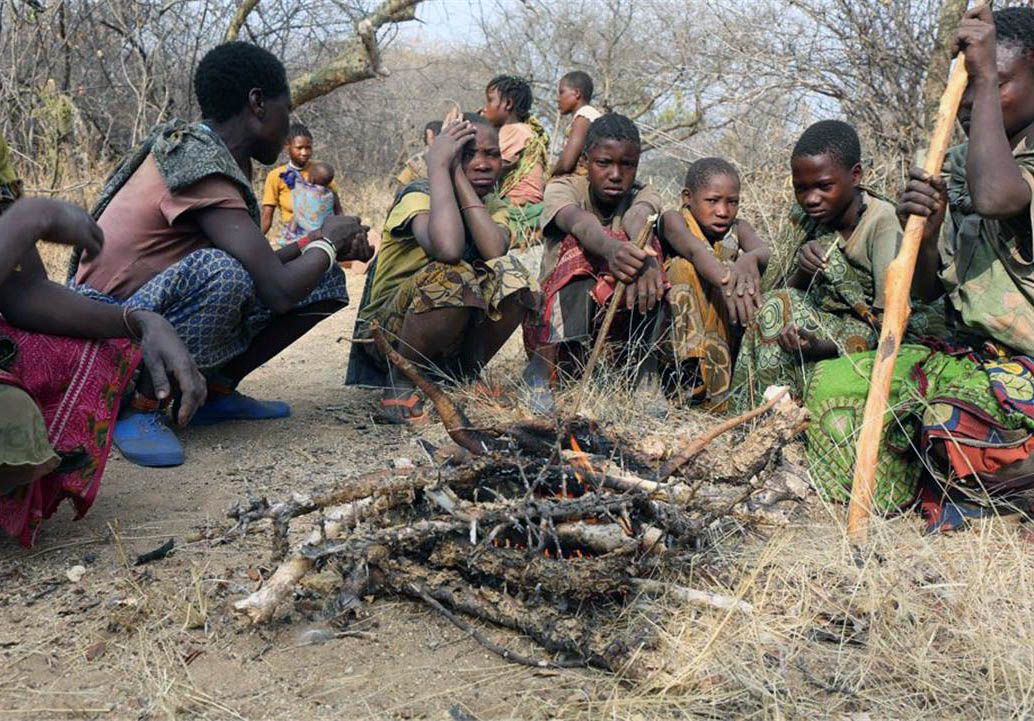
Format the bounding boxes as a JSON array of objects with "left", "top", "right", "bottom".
[
  {"left": 395, "top": 121, "right": 442, "bottom": 187},
  {"left": 349, "top": 114, "right": 536, "bottom": 423},
  {"left": 522, "top": 113, "right": 666, "bottom": 414},
  {"left": 657, "top": 158, "right": 770, "bottom": 409},
  {"left": 482, "top": 75, "right": 550, "bottom": 247},
  {"left": 729, "top": 120, "right": 942, "bottom": 411},
  {"left": 278, "top": 162, "right": 336, "bottom": 247},
  {"left": 260, "top": 123, "right": 342, "bottom": 236},
  {"left": 551, "top": 71, "right": 602, "bottom": 177},
  {"left": 804, "top": 6, "right": 1034, "bottom": 528}
]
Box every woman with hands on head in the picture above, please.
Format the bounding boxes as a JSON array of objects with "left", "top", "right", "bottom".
[
  {"left": 348, "top": 114, "right": 536, "bottom": 423},
  {"left": 0, "top": 198, "right": 205, "bottom": 546}
]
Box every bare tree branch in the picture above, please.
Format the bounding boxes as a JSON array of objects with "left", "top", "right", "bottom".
[
  {"left": 289, "top": 0, "right": 423, "bottom": 108},
  {"left": 224, "top": 0, "right": 260, "bottom": 42}
]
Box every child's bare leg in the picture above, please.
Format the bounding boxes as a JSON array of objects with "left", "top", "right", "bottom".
[
  {"left": 382, "top": 306, "right": 471, "bottom": 421},
  {"left": 459, "top": 293, "right": 528, "bottom": 376}
]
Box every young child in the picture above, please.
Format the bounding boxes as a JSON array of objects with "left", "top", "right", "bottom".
[
  {"left": 260, "top": 123, "right": 342, "bottom": 235},
  {"left": 279, "top": 162, "right": 337, "bottom": 247},
  {"left": 522, "top": 113, "right": 666, "bottom": 413},
  {"left": 657, "top": 157, "right": 770, "bottom": 409},
  {"left": 804, "top": 6, "right": 1034, "bottom": 529},
  {"left": 395, "top": 121, "right": 442, "bottom": 187},
  {"left": 482, "top": 75, "right": 550, "bottom": 247},
  {"left": 551, "top": 71, "right": 602, "bottom": 177},
  {"left": 349, "top": 114, "right": 536, "bottom": 423},
  {"left": 729, "top": 120, "right": 942, "bottom": 411}
]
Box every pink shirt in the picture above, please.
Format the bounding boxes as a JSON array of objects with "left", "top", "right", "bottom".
[
  {"left": 499, "top": 123, "right": 545, "bottom": 206},
  {"left": 77, "top": 155, "right": 248, "bottom": 298}
]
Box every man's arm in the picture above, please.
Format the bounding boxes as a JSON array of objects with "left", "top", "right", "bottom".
[
  {"left": 194, "top": 207, "right": 369, "bottom": 314},
  {"left": 958, "top": 5, "right": 1032, "bottom": 218},
  {"left": 260, "top": 205, "right": 275, "bottom": 234}
]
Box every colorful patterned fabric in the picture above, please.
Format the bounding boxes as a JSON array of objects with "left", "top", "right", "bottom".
[
  {"left": 262, "top": 162, "right": 340, "bottom": 228},
  {"left": 805, "top": 343, "right": 1034, "bottom": 514},
  {"left": 938, "top": 139, "right": 1034, "bottom": 356},
  {"left": 72, "top": 248, "right": 348, "bottom": 372},
  {"left": 523, "top": 228, "right": 668, "bottom": 354},
  {"left": 503, "top": 199, "right": 544, "bottom": 250},
  {"left": 661, "top": 209, "right": 742, "bottom": 410},
  {"left": 499, "top": 116, "right": 550, "bottom": 201},
  {"left": 278, "top": 177, "right": 335, "bottom": 247},
  {"left": 0, "top": 319, "right": 139, "bottom": 547},
  {"left": 357, "top": 254, "right": 535, "bottom": 368},
  {"left": 67, "top": 120, "right": 260, "bottom": 281},
  {"left": 728, "top": 192, "right": 946, "bottom": 411},
  {"left": 357, "top": 180, "right": 512, "bottom": 338}
]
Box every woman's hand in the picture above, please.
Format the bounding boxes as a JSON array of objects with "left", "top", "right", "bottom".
[
  {"left": 130, "top": 310, "right": 207, "bottom": 427},
  {"left": 796, "top": 240, "right": 828, "bottom": 279},
  {"left": 320, "top": 215, "right": 373, "bottom": 262},
  {"left": 425, "top": 120, "right": 477, "bottom": 171}
]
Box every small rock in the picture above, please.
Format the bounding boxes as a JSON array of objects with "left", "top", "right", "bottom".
[
  {"left": 85, "top": 641, "right": 106, "bottom": 661},
  {"left": 83, "top": 552, "right": 97, "bottom": 565},
  {"left": 66, "top": 565, "right": 87, "bottom": 583},
  {"left": 297, "top": 627, "right": 335, "bottom": 646}
]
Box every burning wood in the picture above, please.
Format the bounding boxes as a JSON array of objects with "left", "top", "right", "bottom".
[{"left": 230, "top": 329, "right": 808, "bottom": 674}]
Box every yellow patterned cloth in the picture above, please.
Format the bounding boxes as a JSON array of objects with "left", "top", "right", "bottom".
[{"left": 662, "top": 209, "right": 741, "bottom": 409}]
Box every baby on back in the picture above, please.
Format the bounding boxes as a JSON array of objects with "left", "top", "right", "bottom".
[{"left": 279, "top": 161, "right": 336, "bottom": 246}]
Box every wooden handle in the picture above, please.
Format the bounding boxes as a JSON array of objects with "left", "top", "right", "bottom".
[
  {"left": 846, "top": 56, "right": 969, "bottom": 542},
  {"left": 570, "top": 215, "right": 658, "bottom": 416}
]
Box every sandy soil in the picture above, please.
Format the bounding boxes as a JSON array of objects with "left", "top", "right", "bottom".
[{"left": 0, "top": 271, "right": 601, "bottom": 720}]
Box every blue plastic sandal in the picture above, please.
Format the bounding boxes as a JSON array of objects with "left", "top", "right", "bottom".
[
  {"left": 113, "top": 412, "right": 185, "bottom": 467},
  {"left": 189, "top": 391, "right": 291, "bottom": 427}
]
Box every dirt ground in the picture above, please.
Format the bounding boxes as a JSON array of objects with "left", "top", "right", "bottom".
[{"left": 0, "top": 270, "right": 612, "bottom": 720}]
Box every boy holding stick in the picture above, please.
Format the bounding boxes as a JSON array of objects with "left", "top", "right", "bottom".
[{"left": 807, "top": 6, "right": 1034, "bottom": 532}]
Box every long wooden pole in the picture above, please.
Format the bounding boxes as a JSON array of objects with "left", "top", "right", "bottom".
[
  {"left": 846, "top": 54, "right": 970, "bottom": 542},
  {"left": 570, "top": 215, "right": 658, "bottom": 416}
]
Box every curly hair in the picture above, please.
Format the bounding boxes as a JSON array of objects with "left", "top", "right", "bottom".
[
  {"left": 584, "top": 113, "right": 641, "bottom": 153},
  {"left": 194, "top": 42, "right": 288, "bottom": 123},
  {"left": 995, "top": 7, "right": 1034, "bottom": 60},
  {"left": 486, "top": 75, "right": 533, "bottom": 121},
  {"left": 287, "top": 123, "right": 312, "bottom": 142},
  {"left": 684, "top": 157, "right": 739, "bottom": 192},
  {"left": 560, "top": 71, "right": 594, "bottom": 103},
  {"left": 791, "top": 120, "right": 861, "bottom": 170}
]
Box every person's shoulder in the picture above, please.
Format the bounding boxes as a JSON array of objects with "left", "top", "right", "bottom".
[
  {"left": 574, "top": 105, "right": 602, "bottom": 123},
  {"left": 863, "top": 191, "right": 899, "bottom": 222},
  {"left": 545, "top": 173, "right": 588, "bottom": 196},
  {"left": 263, "top": 164, "right": 287, "bottom": 185},
  {"left": 502, "top": 122, "right": 534, "bottom": 140}
]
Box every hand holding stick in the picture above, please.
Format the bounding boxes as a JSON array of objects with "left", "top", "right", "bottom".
[
  {"left": 846, "top": 42, "right": 971, "bottom": 543},
  {"left": 569, "top": 216, "right": 658, "bottom": 417}
]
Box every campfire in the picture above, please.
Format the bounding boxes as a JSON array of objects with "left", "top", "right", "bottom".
[{"left": 228, "top": 325, "right": 808, "bottom": 677}]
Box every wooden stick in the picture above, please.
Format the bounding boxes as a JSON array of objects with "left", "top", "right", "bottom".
[
  {"left": 569, "top": 215, "right": 658, "bottom": 416},
  {"left": 847, "top": 53, "right": 969, "bottom": 543},
  {"left": 370, "top": 321, "right": 489, "bottom": 455},
  {"left": 658, "top": 387, "right": 790, "bottom": 481}
]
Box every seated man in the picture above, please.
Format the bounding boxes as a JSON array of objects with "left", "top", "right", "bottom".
[
  {"left": 1, "top": 198, "right": 204, "bottom": 546},
  {"left": 656, "top": 157, "right": 770, "bottom": 409},
  {"left": 522, "top": 113, "right": 666, "bottom": 414},
  {"left": 805, "top": 6, "right": 1034, "bottom": 531},
  {"left": 349, "top": 114, "right": 536, "bottom": 423},
  {"left": 730, "top": 120, "right": 942, "bottom": 411},
  {"left": 70, "top": 41, "right": 372, "bottom": 467}
]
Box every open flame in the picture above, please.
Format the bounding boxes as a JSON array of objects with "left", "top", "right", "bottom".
[{"left": 568, "top": 434, "right": 596, "bottom": 491}]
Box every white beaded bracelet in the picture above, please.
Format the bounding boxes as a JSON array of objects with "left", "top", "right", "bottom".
[{"left": 303, "top": 238, "right": 337, "bottom": 270}]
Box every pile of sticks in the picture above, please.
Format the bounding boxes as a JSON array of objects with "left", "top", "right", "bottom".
[{"left": 228, "top": 325, "right": 807, "bottom": 675}]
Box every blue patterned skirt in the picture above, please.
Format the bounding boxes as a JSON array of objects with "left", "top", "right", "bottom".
[{"left": 71, "top": 248, "right": 348, "bottom": 371}]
